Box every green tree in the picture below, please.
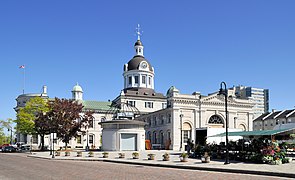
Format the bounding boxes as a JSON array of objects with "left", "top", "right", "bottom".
[
  {"left": 0, "top": 119, "right": 14, "bottom": 144},
  {"left": 15, "top": 97, "right": 49, "bottom": 148},
  {"left": 48, "top": 98, "right": 93, "bottom": 150}
]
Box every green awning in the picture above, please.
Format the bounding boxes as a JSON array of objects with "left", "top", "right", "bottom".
[{"left": 210, "top": 128, "right": 295, "bottom": 137}]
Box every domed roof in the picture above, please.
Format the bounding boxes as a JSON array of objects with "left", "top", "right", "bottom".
[
  {"left": 72, "top": 83, "right": 83, "bottom": 92},
  {"left": 127, "top": 56, "right": 153, "bottom": 71},
  {"left": 166, "top": 86, "right": 179, "bottom": 96},
  {"left": 134, "top": 40, "right": 143, "bottom": 46}
]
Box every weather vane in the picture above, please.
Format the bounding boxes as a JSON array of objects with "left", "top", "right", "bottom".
[{"left": 135, "top": 24, "right": 143, "bottom": 40}]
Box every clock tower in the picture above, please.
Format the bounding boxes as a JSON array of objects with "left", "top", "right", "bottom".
[{"left": 123, "top": 25, "right": 155, "bottom": 91}]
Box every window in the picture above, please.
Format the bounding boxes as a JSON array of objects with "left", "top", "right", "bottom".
[
  {"left": 77, "top": 135, "right": 82, "bottom": 144},
  {"left": 127, "top": 100, "right": 136, "bottom": 107},
  {"left": 135, "top": 76, "right": 139, "bottom": 84},
  {"left": 145, "top": 102, "right": 153, "bottom": 108},
  {"left": 89, "top": 135, "right": 94, "bottom": 144},
  {"left": 128, "top": 76, "right": 132, "bottom": 85},
  {"left": 142, "top": 76, "right": 146, "bottom": 84},
  {"left": 154, "top": 116, "right": 157, "bottom": 126},
  {"left": 168, "top": 114, "right": 171, "bottom": 123},
  {"left": 183, "top": 130, "right": 191, "bottom": 143},
  {"left": 89, "top": 119, "right": 94, "bottom": 128},
  {"left": 160, "top": 115, "right": 164, "bottom": 125},
  {"left": 101, "top": 116, "right": 106, "bottom": 122},
  {"left": 153, "top": 132, "right": 157, "bottom": 144},
  {"left": 147, "top": 118, "right": 151, "bottom": 126},
  {"left": 148, "top": 77, "right": 151, "bottom": 85},
  {"left": 208, "top": 115, "right": 223, "bottom": 124},
  {"left": 162, "top": 103, "right": 167, "bottom": 109}
]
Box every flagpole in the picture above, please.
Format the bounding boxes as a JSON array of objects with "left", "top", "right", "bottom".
[{"left": 23, "top": 65, "right": 25, "bottom": 94}]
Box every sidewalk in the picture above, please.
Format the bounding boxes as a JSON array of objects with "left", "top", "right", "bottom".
[{"left": 28, "top": 150, "right": 295, "bottom": 178}]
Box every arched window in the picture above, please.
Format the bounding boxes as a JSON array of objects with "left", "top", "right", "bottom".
[
  {"left": 147, "top": 131, "right": 151, "bottom": 141},
  {"left": 238, "top": 124, "right": 246, "bottom": 131},
  {"left": 208, "top": 115, "right": 223, "bottom": 124},
  {"left": 153, "top": 131, "right": 157, "bottom": 144},
  {"left": 159, "top": 131, "right": 164, "bottom": 146}
]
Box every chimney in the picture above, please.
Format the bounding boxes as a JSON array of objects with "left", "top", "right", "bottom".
[{"left": 272, "top": 109, "right": 276, "bottom": 113}]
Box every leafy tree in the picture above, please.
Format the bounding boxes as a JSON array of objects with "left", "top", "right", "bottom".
[
  {"left": 34, "top": 112, "right": 52, "bottom": 150},
  {"left": 48, "top": 98, "right": 93, "bottom": 149},
  {"left": 0, "top": 118, "right": 15, "bottom": 144},
  {"left": 15, "top": 97, "right": 49, "bottom": 149}
]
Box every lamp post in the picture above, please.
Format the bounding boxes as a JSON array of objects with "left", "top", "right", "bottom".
[
  {"left": 7, "top": 128, "right": 13, "bottom": 145},
  {"left": 85, "top": 122, "right": 89, "bottom": 151},
  {"left": 180, "top": 113, "right": 183, "bottom": 151},
  {"left": 51, "top": 132, "right": 56, "bottom": 158},
  {"left": 218, "top": 81, "right": 230, "bottom": 165}
]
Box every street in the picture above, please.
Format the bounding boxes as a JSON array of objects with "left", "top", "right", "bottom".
[{"left": 0, "top": 153, "right": 290, "bottom": 180}]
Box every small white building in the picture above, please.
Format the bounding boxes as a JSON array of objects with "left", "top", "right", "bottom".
[{"left": 100, "top": 103, "right": 146, "bottom": 151}]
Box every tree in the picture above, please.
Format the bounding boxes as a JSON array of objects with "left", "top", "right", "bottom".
[
  {"left": 48, "top": 98, "right": 93, "bottom": 149},
  {"left": 0, "top": 119, "right": 15, "bottom": 144},
  {"left": 34, "top": 112, "right": 52, "bottom": 150},
  {"left": 15, "top": 97, "right": 49, "bottom": 148}
]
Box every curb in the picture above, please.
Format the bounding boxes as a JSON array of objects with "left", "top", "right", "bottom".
[{"left": 27, "top": 155, "right": 295, "bottom": 178}]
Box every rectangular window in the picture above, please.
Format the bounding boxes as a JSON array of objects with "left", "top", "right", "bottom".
[
  {"left": 183, "top": 130, "right": 190, "bottom": 143},
  {"left": 142, "top": 76, "right": 146, "bottom": 84},
  {"left": 162, "top": 103, "right": 167, "bottom": 109},
  {"left": 168, "top": 114, "right": 171, "bottom": 123},
  {"left": 89, "top": 135, "right": 94, "bottom": 144},
  {"left": 145, "top": 102, "right": 153, "bottom": 108},
  {"left": 89, "top": 119, "right": 94, "bottom": 128},
  {"left": 128, "top": 76, "right": 132, "bottom": 85},
  {"left": 77, "top": 135, "right": 82, "bottom": 144},
  {"left": 148, "top": 77, "right": 151, "bottom": 85},
  {"left": 127, "top": 101, "right": 136, "bottom": 107},
  {"left": 135, "top": 76, "right": 139, "bottom": 84}
]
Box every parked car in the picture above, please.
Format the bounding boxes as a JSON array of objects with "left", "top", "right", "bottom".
[
  {"left": 0, "top": 144, "right": 11, "bottom": 151},
  {"left": 2, "top": 146, "right": 17, "bottom": 153}
]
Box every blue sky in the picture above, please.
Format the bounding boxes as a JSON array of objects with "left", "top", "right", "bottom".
[{"left": 0, "top": 0, "right": 295, "bottom": 124}]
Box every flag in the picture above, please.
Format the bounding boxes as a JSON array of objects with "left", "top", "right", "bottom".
[{"left": 19, "top": 65, "right": 25, "bottom": 69}]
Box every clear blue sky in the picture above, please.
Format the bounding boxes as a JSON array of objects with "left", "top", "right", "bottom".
[{"left": 1, "top": 0, "right": 295, "bottom": 123}]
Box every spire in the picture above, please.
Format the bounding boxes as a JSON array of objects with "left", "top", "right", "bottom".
[
  {"left": 135, "top": 24, "right": 142, "bottom": 40},
  {"left": 134, "top": 24, "right": 144, "bottom": 56}
]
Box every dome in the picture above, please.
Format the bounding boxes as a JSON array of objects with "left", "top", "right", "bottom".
[
  {"left": 166, "top": 86, "right": 179, "bottom": 96},
  {"left": 127, "top": 56, "right": 153, "bottom": 71},
  {"left": 134, "top": 40, "right": 143, "bottom": 46},
  {"left": 72, "top": 83, "right": 83, "bottom": 92}
]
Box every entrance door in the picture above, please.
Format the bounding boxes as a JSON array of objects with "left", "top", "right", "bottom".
[{"left": 120, "top": 134, "right": 137, "bottom": 151}]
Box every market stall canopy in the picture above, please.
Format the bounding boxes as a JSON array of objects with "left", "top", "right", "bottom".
[{"left": 210, "top": 128, "right": 295, "bottom": 137}]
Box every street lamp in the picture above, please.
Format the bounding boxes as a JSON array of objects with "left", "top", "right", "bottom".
[
  {"left": 7, "top": 128, "right": 13, "bottom": 145},
  {"left": 85, "top": 122, "right": 89, "bottom": 151},
  {"left": 180, "top": 113, "right": 183, "bottom": 151},
  {"left": 218, "top": 81, "right": 230, "bottom": 165}
]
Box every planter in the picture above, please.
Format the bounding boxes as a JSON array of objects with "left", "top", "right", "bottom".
[
  {"left": 118, "top": 153, "right": 125, "bottom": 158},
  {"left": 102, "top": 152, "right": 109, "bottom": 158},
  {"left": 77, "top": 152, "right": 82, "bottom": 157},
  {"left": 132, "top": 152, "right": 139, "bottom": 159},
  {"left": 65, "top": 151, "right": 71, "bottom": 157},
  {"left": 201, "top": 156, "right": 210, "bottom": 163},
  {"left": 180, "top": 157, "right": 188, "bottom": 162},
  {"left": 147, "top": 154, "right": 155, "bottom": 160},
  {"left": 163, "top": 153, "right": 170, "bottom": 161},
  {"left": 179, "top": 152, "right": 188, "bottom": 162},
  {"left": 88, "top": 152, "right": 94, "bottom": 157},
  {"left": 55, "top": 151, "right": 60, "bottom": 156}
]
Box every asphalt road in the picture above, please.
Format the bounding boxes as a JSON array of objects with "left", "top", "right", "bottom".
[{"left": 0, "top": 153, "right": 291, "bottom": 180}]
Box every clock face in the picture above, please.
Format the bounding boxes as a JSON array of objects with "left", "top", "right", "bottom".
[{"left": 141, "top": 62, "right": 147, "bottom": 69}]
